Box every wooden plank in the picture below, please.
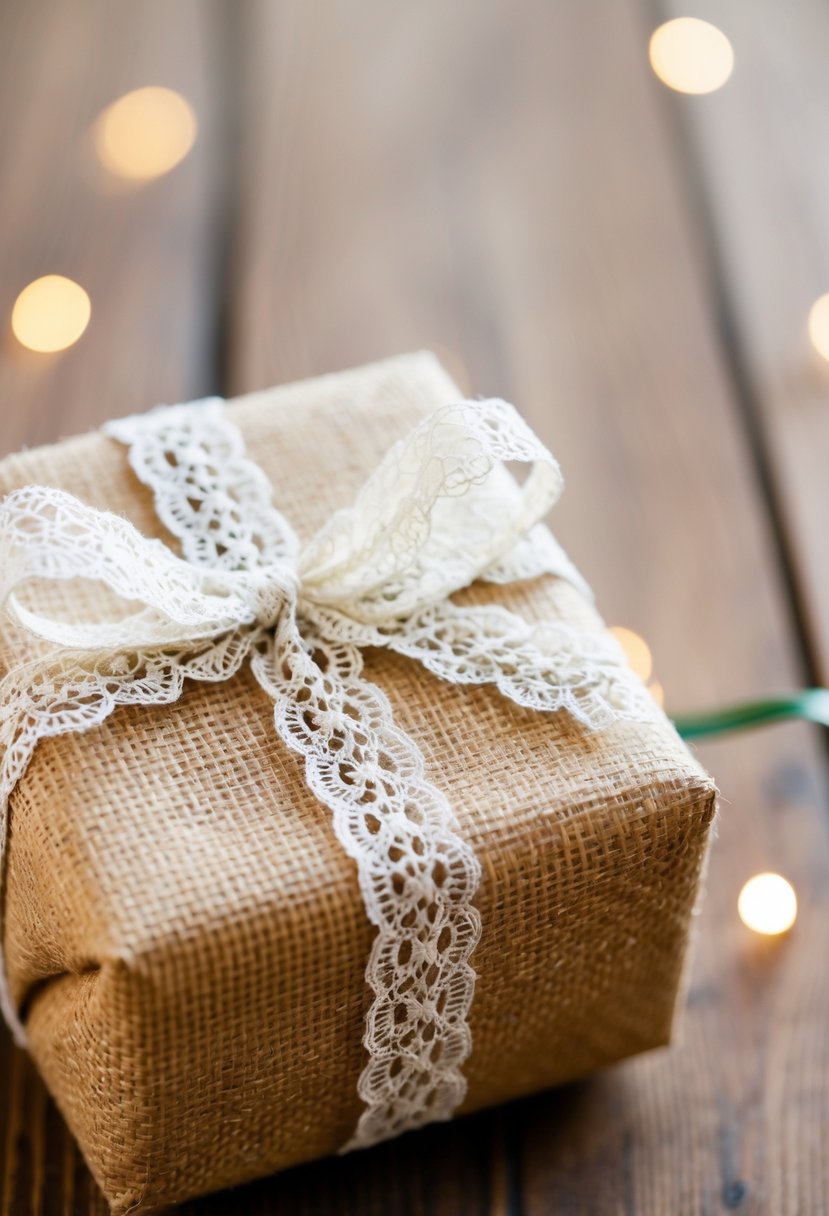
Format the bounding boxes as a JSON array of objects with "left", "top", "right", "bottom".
[
  {"left": 0, "top": 2, "right": 222, "bottom": 1212},
  {"left": 0, "top": 0, "right": 221, "bottom": 458},
  {"left": 176, "top": 1113, "right": 502, "bottom": 1216},
  {"left": 225, "top": 1, "right": 829, "bottom": 1214},
  {"left": 656, "top": 0, "right": 829, "bottom": 685}
]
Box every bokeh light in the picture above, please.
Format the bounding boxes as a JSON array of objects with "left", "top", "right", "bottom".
[
  {"left": 609, "top": 626, "right": 653, "bottom": 683},
  {"left": 738, "top": 873, "right": 797, "bottom": 936},
  {"left": 94, "top": 86, "right": 197, "bottom": 182},
  {"left": 808, "top": 293, "right": 829, "bottom": 362},
  {"left": 649, "top": 18, "right": 734, "bottom": 95},
  {"left": 11, "top": 275, "right": 91, "bottom": 353}
]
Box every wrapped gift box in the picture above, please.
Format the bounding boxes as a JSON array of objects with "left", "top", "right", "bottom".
[{"left": 0, "top": 353, "right": 716, "bottom": 1212}]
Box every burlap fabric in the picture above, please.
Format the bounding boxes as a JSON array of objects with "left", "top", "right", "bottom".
[{"left": 0, "top": 353, "right": 716, "bottom": 1213}]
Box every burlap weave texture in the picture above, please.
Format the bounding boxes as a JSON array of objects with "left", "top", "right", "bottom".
[{"left": 0, "top": 353, "right": 716, "bottom": 1213}]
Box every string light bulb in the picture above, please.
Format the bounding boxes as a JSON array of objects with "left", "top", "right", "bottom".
[
  {"left": 648, "top": 680, "right": 665, "bottom": 708},
  {"left": 11, "top": 275, "right": 91, "bottom": 353},
  {"left": 649, "top": 18, "right": 734, "bottom": 95},
  {"left": 608, "top": 626, "right": 653, "bottom": 684},
  {"left": 808, "top": 293, "right": 829, "bottom": 362},
  {"left": 94, "top": 86, "right": 197, "bottom": 182},
  {"left": 738, "top": 873, "right": 797, "bottom": 936}
]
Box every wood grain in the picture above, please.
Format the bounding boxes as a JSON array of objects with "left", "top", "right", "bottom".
[
  {"left": 0, "top": 0, "right": 222, "bottom": 455},
  {"left": 2, "top": 0, "right": 829, "bottom": 1212},
  {"left": 659, "top": 0, "right": 829, "bottom": 685}
]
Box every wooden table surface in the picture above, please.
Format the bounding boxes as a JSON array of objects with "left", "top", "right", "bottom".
[{"left": 2, "top": 2, "right": 829, "bottom": 1213}]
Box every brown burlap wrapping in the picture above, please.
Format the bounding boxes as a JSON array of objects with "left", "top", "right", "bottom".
[{"left": 0, "top": 353, "right": 716, "bottom": 1213}]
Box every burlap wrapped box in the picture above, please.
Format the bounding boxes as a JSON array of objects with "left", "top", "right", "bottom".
[{"left": 0, "top": 353, "right": 716, "bottom": 1213}]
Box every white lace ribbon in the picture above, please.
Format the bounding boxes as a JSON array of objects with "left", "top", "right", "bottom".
[{"left": 0, "top": 396, "right": 651, "bottom": 1149}]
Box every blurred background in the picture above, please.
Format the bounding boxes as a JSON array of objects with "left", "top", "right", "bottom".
[{"left": 2, "top": 2, "right": 829, "bottom": 1212}]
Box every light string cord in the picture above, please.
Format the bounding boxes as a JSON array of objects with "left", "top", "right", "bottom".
[{"left": 673, "top": 688, "right": 829, "bottom": 741}]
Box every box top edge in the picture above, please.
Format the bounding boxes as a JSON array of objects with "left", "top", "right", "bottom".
[{"left": 0, "top": 350, "right": 455, "bottom": 477}]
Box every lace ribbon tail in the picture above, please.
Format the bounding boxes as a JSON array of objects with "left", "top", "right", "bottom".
[
  {"left": 308, "top": 600, "right": 653, "bottom": 732},
  {"left": 0, "top": 704, "right": 46, "bottom": 1044},
  {"left": 0, "top": 630, "right": 259, "bottom": 1047},
  {"left": 0, "top": 662, "right": 137, "bottom": 1045},
  {"left": 104, "top": 400, "right": 299, "bottom": 573},
  {"left": 249, "top": 615, "right": 482, "bottom": 1147}
]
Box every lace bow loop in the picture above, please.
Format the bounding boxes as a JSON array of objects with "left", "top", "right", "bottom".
[
  {"left": 298, "top": 399, "right": 564, "bottom": 623},
  {"left": 0, "top": 485, "right": 262, "bottom": 652}
]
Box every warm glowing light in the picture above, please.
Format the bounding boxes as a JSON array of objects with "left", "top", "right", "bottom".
[
  {"left": 11, "top": 275, "right": 91, "bottom": 353},
  {"left": 648, "top": 680, "right": 665, "bottom": 708},
  {"left": 738, "top": 873, "right": 797, "bottom": 936},
  {"left": 649, "top": 18, "right": 734, "bottom": 95},
  {"left": 808, "top": 293, "right": 829, "bottom": 362},
  {"left": 609, "top": 626, "right": 653, "bottom": 683},
  {"left": 94, "top": 87, "right": 197, "bottom": 181}
]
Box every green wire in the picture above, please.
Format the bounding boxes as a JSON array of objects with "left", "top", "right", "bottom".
[{"left": 673, "top": 688, "right": 829, "bottom": 741}]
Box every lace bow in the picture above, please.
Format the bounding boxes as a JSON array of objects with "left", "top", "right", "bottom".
[{"left": 0, "top": 397, "right": 649, "bottom": 1149}]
